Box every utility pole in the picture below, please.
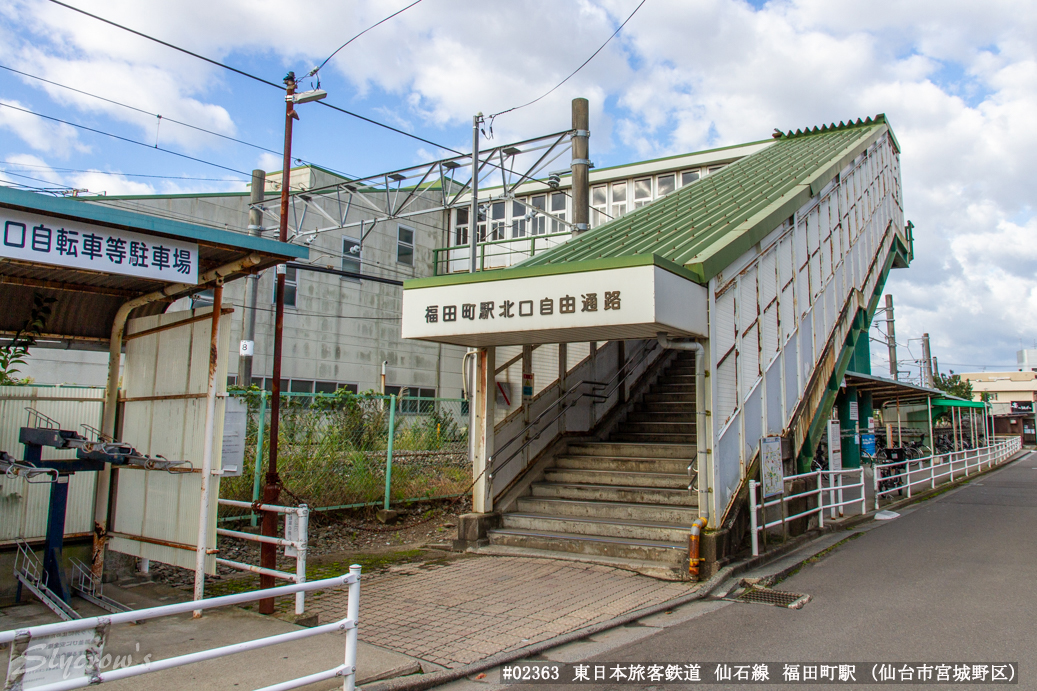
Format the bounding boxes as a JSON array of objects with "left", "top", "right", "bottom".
[
  {"left": 571, "top": 98, "right": 590, "bottom": 234},
  {"left": 921, "top": 333, "right": 934, "bottom": 388},
  {"left": 884, "top": 294, "right": 898, "bottom": 380},
  {"left": 260, "top": 72, "right": 297, "bottom": 615},
  {"left": 468, "top": 113, "right": 482, "bottom": 274},
  {"left": 238, "top": 168, "right": 266, "bottom": 387}
]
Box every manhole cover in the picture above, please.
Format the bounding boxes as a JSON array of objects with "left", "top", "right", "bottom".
[{"left": 730, "top": 586, "right": 810, "bottom": 609}]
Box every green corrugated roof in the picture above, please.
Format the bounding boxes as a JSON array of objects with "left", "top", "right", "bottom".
[
  {"left": 519, "top": 115, "right": 891, "bottom": 284},
  {"left": 410, "top": 115, "right": 894, "bottom": 290}
]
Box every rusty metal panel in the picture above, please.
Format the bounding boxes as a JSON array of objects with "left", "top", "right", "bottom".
[
  {"left": 0, "top": 386, "right": 104, "bottom": 543},
  {"left": 108, "top": 308, "right": 230, "bottom": 573}
]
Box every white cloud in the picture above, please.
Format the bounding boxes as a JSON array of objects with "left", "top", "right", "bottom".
[{"left": 0, "top": 100, "right": 88, "bottom": 156}]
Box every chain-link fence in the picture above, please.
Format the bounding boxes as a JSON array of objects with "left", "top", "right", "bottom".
[{"left": 219, "top": 391, "right": 470, "bottom": 521}]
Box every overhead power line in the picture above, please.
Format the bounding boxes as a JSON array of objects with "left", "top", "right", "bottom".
[
  {"left": 308, "top": 0, "right": 425, "bottom": 79},
  {"left": 1, "top": 160, "right": 244, "bottom": 183},
  {"left": 488, "top": 0, "right": 647, "bottom": 121},
  {"left": 46, "top": 0, "right": 464, "bottom": 155}
]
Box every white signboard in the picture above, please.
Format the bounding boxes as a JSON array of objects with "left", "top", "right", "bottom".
[
  {"left": 827, "top": 419, "right": 843, "bottom": 472},
  {"left": 221, "top": 396, "right": 248, "bottom": 477},
  {"left": 5, "top": 626, "right": 107, "bottom": 689},
  {"left": 2, "top": 210, "right": 198, "bottom": 283},
  {"left": 849, "top": 401, "right": 859, "bottom": 421},
  {"left": 761, "top": 436, "right": 784, "bottom": 498},
  {"left": 402, "top": 264, "right": 708, "bottom": 347}
]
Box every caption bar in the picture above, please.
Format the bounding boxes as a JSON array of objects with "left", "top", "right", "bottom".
[{"left": 502, "top": 662, "right": 1018, "bottom": 684}]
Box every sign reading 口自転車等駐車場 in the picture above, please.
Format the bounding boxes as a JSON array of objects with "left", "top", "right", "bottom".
[{"left": 1, "top": 210, "right": 198, "bottom": 284}]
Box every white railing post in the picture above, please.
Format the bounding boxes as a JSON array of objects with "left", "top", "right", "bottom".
[
  {"left": 344, "top": 564, "right": 362, "bottom": 691},
  {"left": 873, "top": 463, "right": 880, "bottom": 511},
  {"left": 930, "top": 455, "right": 935, "bottom": 489},
  {"left": 749, "top": 480, "right": 759, "bottom": 557},
  {"left": 859, "top": 468, "right": 866, "bottom": 515},
  {"left": 816, "top": 471, "right": 824, "bottom": 529},
  {"left": 295, "top": 505, "right": 309, "bottom": 616},
  {"left": 906, "top": 460, "right": 912, "bottom": 499}
]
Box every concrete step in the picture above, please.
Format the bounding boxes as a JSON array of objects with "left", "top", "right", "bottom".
[
  {"left": 650, "top": 384, "right": 696, "bottom": 394},
  {"left": 555, "top": 455, "right": 689, "bottom": 474},
  {"left": 625, "top": 412, "right": 697, "bottom": 423},
  {"left": 618, "top": 422, "right": 696, "bottom": 434},
  {"left": 543, "top": 468, "right": 690, "bottom": 489},
  {"left": 644, "top": 393, "right": 698, "bottom": 403},
  {"left": 516, "top": 496, "right": 699, "bottom": 524},
  {"left": 471, "top": 544, "right": 688, "bottom": 581},
  {"left": 611, "top": 433, "right": 697, "bottom": 444},
  {"left": 635, "top": 402, "right": 697, "bottom": 414},
  {"left": 531, "top": 482, "right": 698, "bottom": 506},
  {"left": 501, "top": 513, "right": 695, "bottom": 543},
  {"left": 567, "top": 442, "right": 696, "bottom": 459},
  {"left": 487, "top": 528, "right": 687, "bottom": 566}
]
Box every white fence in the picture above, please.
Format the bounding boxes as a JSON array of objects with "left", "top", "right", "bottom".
[
  {"left": 872, "top": 437, "right": 1021, "bottom": 509},
  {"left": 1, "top": 569, "right": 361, "bottom": 691},
  {"left": 216, "top": 499, "right": 309, "bottom": 615},
  {"left": 748, "top": 437, "right": 1022, "bottom": 557}
]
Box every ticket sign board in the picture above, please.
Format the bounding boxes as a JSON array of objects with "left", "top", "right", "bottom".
[
  {"left": 827, "top": 420, "right": 843, "bottom": 472},
  {"left": 2, "top": 210, "right": 198, "bottom": 284}
]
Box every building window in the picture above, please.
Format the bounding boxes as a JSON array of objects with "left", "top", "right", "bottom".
[
  {"left": 397, "top": 225, "right": 415, "bottom": 265},
  {"left": 386, "top": 386, "right": 436, "bottom": 413},
  {"left": 454, "top": 208, "right": 469, "bottom": 246},
  {"left": 272, "top": 266, "right": 298, "bottom": 307},
  {"left": 530, "top": 195, "right": 547, "bottom": 235},
  {"left": 681, "top": 170, "right": 700, "bottom": 186},
  {"left": 591, "top": 185, "right": 607, "bottom": 227},
  {"left": 511, "top": 200, "right": 526, "bottom": 238},
  {"left": 342, "top": 237, "right": 360, "bottom": 279},
  {"left": 633, "top": 178, "right": 652, "bottom": 208},
  {"left": 489, "top": 201, "right": 506, "bottom": 241},
  {"left": 611, "top": 181, "right": 627, "bottom": 219},
  {"left": 290, "top": 379, "right": 314, "bottom": 394},
  {"left": 708, "top": 165, "right": 724, "bottom": 174},
  {"left": 227, "top": 374, "right": 237, "bottom": 387},
  {"left": 657, "top": 174, "right": 675, "bottom": 197},
  {"left": 550, "top": 192, "right": 567, "bottom": 233}
]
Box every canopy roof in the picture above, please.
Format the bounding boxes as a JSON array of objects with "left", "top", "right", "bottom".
[
  {"left": 0, "top": 187, "right": 307, "bottom": 347},
  {"left": 845, "top": 371, "right": 982, "bottom": 409}
]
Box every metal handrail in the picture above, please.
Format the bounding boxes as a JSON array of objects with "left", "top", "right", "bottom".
[{"left": 488, "top": 340, "right": 659, "bottom": 477}]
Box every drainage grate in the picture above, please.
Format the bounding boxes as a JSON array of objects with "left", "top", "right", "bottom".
[{"left": 731, "top": 586, "right": 810, "bottom": 609}]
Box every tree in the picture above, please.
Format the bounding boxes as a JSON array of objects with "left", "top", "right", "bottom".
[
  {"left": 0, "top": 293, "right": 57, "bottom": 386},
  {"left": 933, "top": 370, "right": 974, "bottom": 400}
]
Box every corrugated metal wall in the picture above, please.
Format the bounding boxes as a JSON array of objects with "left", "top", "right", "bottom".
[
  {"left": 0, "top": 386, "right": 104, "bottom": 544},
  {"left": 107, "top": 308, "right": 230, "bottom": 573},
  {"left": 708, "top": 132, "right": 905, "bottom": 516}
]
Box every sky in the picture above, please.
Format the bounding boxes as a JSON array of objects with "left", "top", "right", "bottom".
[{"left": 0, "top": 0, "right": 1035, "bottom": 381}]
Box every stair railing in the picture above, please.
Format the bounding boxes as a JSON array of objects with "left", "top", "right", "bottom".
[{"left": 488, "top": 340, "right": 659, "bottom": 484}]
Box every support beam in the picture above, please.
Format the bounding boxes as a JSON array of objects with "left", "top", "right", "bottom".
[{"left": 472, "top": 347, "right": 496, "bottom": 513}]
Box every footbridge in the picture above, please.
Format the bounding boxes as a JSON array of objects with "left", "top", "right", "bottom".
[{"left": 402, "top": 115, "right": 913, "bottom": 577}]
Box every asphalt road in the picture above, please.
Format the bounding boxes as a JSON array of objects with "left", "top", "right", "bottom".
[{"left": 534, "top": 451, "right": 1037, "bottom": 689}]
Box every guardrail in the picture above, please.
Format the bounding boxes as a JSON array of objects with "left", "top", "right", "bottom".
[
  {"left": 1, "top": 569, "right": 361, "bottom": 691},
  {"left": 872, "top": 437, "right": 1021, "bottom": 509},
  {"left": 748, "top": 437, "right": 1022, "bottom": 557},
  {"left": 217, "top": 499, "right": 309, "bottom": 615}
]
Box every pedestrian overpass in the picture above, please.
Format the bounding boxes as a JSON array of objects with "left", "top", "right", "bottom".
[{"left": 402, "top": 115, "right": 913, "bottom": 578}]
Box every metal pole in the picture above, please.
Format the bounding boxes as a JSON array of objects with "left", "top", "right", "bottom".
[
  {"left": 921, "top": 333, "right": 933, "bottom": 387},
  {"left": 194, "top": 282, "right": 223, "bottom": 615},
  {"left": 251, "top": 391, "right": 267, "bottom": 528},
  {"left": 927, "top": 395, "right": 935, "bottom": 461},
  {"left": 469, "top": 114, "right": 482, "bottom": 273},
  {"left": 295, "top": 506, "right": 308, "bottom": 616},
  {"left": 571, "top": 97, "right": 590, "bottom": 234},
  {"left": 383, "top": 395, "right": 396, "bottom": 511},
  {"left": 343, "top": 564, "right": 362, "bottom": 691},
  {"left": 239, "top": 169, "right": 266, "bottom": 387},
  {"left": 749, "top": 480, "right": 759, "bottom": 557},
  {"left": 261, "top": 72, "right": 296, "bottom": 615},
  {"left": 885, "top": 294, "right": 898, "bottom": 380}
]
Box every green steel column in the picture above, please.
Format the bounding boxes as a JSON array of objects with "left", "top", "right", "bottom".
[
  {"left": 251, "top": 391, "right": 268, "bottom": 527},
  {"left": 838, "top": 387, "right": 861, "bottom": 469},
  {"left": 384, "top": 394, "right": 397, "bottom": 511}
]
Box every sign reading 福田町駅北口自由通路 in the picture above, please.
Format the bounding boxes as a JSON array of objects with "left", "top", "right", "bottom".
[{"left": 1, "top": 210, "right": 199, "bottom": 284}]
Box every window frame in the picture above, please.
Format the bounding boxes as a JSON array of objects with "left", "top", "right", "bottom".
[
  {"left": 341, "top": 236, "right": 361, "bottom": 280},
  {"left": 271, "top": 265, "right": 298, "bottom": 307},
  {"left": 396, "top": 224, "right": 415, "bottom": 266}
]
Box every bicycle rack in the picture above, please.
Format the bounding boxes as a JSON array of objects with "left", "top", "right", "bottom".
[
  {"left": 13, "top": 540, "right": 80, "bottom": 621},
  {"left": 71, "top": 557, "right": 134, "bottom": 616}
]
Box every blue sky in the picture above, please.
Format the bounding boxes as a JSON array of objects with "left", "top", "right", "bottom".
[{"left": 2, "top": 0, "right": 1037, "bottom": 378}]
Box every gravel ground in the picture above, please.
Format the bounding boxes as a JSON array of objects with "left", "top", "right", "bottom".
[{"left": 146, "top": 497, "right": 472, "bottom": 592}]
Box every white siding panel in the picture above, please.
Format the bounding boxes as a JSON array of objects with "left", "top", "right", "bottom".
[{"left": 715, "top": 288, "right": 737, "bottom": 358}]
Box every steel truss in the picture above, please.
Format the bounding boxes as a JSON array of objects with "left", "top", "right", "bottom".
[{"left": 252, "top": 130, "right": 577, "bottom": 247}]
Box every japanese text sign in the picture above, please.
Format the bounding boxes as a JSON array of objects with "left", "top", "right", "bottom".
[{"left": 2, "top": 210, "right": 199, "bottom": 284}]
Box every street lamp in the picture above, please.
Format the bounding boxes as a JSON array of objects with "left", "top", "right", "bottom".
[{"left": 259, "top": 71, "right": 325, "bottom": 615}]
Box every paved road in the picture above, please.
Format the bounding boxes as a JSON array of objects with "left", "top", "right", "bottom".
[{"left": 439, "top": 452, "right": 1036, "bottom": 690}]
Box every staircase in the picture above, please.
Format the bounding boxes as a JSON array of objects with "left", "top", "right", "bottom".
[{"left": 483, "top": 351, "right": 700, "bottom": 580}]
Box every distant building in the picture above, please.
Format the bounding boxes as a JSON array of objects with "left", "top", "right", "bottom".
[{"left": 960, "top": 353, "right": 1037, "bottom": 444}]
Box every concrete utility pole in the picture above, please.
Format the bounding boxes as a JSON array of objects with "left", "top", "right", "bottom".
[
  {"left": 571, "top": 98, "right": 590, "bottom": 234},
  {"left": 922, "top": 333, "right": 934, "bottom": 388},
  {"left": 884, "top": 294, "right": 898, "bottom": 380},
  {"left": 238, "top": 169, "right": 266, "bottom": 387},
  {"left": 260, "top": 73, "right": 297, "bottom": 615}
]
